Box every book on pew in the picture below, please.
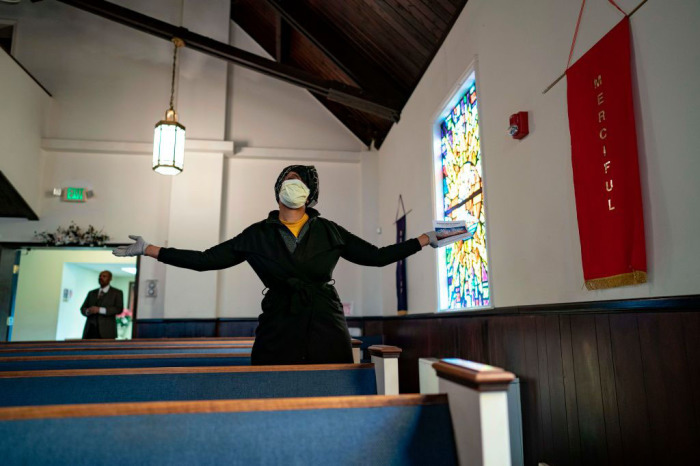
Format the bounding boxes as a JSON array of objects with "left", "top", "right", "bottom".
[{"left": 433, "top": 220, "right": 478, "bottom": 247}]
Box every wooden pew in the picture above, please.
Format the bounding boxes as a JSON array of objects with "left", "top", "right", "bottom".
[
  {"left": 0, "top": 341, "right": 255, "bottom": 351},
  {"left": 0, "top": 338, "right": 364, "bottom": 362},
  {"left": 0, "top": 364, "right": 378, "bottom": 406},
  {"left": 0, "top": 395, "right": 457, "bottom": 465},
  {"left": 0, "top": 363, "right": 394, "bottom": 406},
  {"left": 0, "top": 359, "right": 514, "bottom": 465},
  {"left": 0, "top": 337, "right": 254, "bottom": 348},
  {"left": 0, "top": 345, "right": 400, "bottom": 405},
  {"left": 0, "top": 346, "right": 252, "bottom": 357},
  {"left": 0, "top": 352, "right": 252, "bottom": 371},
  {"left": 0, "top": 345, "right": 394, "bottom": 389}
]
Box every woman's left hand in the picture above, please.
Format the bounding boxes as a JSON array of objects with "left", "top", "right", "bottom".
[
  {"left": 418, "top": 231, "right": 438, "bottom": 248},
  {"left": 418, "top": 233, "right": 432, "bottom": 248}
]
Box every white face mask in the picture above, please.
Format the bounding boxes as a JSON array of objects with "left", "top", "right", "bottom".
[{"left": 279, "top": 179, "right": 310, "bottom": 209}]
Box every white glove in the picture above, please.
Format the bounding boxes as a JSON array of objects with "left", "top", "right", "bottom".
[
  {"left": 112, "top": 235, "right": 150, "bottom": 257},
  {"left": 424, "top": 231, "right": 439, "bottom": 248}
]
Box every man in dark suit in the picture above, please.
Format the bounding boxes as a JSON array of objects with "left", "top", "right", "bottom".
[{"left": 80, "top": 270, "right": 123, "bottom": 339}]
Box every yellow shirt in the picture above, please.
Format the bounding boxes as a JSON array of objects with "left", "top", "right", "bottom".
[{"left": 280, "top": 213, "right": 309, "bottom": 238}]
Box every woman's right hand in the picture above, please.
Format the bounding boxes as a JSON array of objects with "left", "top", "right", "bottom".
[{"left": 112, "top": 235, "right": 150, "bottom": 257}]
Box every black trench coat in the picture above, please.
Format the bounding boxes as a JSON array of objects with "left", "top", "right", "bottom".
[{"left": 158, "top": 208, "right": 421, "bottom": 365}]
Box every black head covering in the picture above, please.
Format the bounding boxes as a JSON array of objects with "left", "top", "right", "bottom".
[{"left": 274, "top": 165, "right": 319, "bottom": 208}]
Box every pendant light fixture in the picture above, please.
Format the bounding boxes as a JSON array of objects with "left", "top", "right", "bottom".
[{"left": 153, "top": 37, "right": 185, "bottom": 175}]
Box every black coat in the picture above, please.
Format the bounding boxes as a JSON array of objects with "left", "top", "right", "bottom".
[
  {"left": 80, "top": 287, "right": 123, "bottom": 339},
  {"left": 158, "top": 209, "right": 421, "bottom": 365}
]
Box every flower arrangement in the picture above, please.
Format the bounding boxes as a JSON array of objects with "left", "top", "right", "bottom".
[
  {"left": 34, "top": 222, "right": 110, "bottom": 246},
  {"left": 116, "top": 308, "right": 133, "bottom": 328},
  {"left": 116, "top": 308, "right": 133, "bottom": 340}
]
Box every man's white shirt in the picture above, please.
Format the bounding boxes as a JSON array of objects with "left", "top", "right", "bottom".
[{"left": 97, "top": 285, "right": 110, "bottom": 315}]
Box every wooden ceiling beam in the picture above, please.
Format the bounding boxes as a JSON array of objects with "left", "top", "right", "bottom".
[
  {"left": 275, "top": 13, "right": 290, "bottom": 63},
  {"left": 49, "top": 0, "right": 400, "bottom": 121},
  {"left": 266, "top": 0, "right": 406, "bottom": 105}
]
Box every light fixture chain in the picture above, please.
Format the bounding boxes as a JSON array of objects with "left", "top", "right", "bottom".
[{"left": 169, "top": 39, "right": 179, "bottom": 111}]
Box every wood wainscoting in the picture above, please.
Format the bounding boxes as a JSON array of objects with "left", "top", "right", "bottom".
[
  {"left": 135, "top": 318, "right": 258, "bottom": 338},
  {"left": 375, "top": 296, "right": 700, "bottom": 466},
  {"left": 136, "top": 317, "right": 365, "bottom": 339}
]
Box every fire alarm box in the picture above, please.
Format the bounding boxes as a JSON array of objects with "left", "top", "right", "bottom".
[{"left": 508, "top": 111, "right": 529, "bottom": 140}]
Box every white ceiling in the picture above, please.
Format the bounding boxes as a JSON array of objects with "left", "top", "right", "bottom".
[{"left": 69, "top": 262, "right": 137, "bottom": 279}]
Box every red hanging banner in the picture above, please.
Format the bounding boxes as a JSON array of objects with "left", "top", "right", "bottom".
[{"left": 566, "top": 16, "right": 647, "bottom": 290}]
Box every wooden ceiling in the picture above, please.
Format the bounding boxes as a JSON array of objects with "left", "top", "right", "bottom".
[{"left": 231, "top": 0, "right": 468, "bottom": 148}]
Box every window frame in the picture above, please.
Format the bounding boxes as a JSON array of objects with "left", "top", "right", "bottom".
[{"left": 430, "top": 58, "right": 495, "bottom": 312}]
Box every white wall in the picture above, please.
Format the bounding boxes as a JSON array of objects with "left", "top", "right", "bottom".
[
  {"left": 359, "top": 151, "right": 382, "bottom": 316},
  {"left": 0, "top": 0, "right": 372, "bottom": 319},
  {"left": 377, "top": 0, "right": 700, "bottom": 313},
  {"left": 0, "top": 48, "right": 51, "bottom": 218},
  {"left": 163, "top": 151, "right": 224, "bottom": 318}
]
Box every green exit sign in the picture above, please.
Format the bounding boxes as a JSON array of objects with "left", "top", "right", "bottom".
[{"left": 62, "top": 187, "right": 86, "bottom": 202}]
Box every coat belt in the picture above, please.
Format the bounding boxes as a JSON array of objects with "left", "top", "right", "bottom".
[{"left": 284, "top": 278, "right": 334, "bottom": 314}]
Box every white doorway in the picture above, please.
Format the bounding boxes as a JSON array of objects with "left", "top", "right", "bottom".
[{"left": 11, "top": 248, "right": 137, "bottom": 341}]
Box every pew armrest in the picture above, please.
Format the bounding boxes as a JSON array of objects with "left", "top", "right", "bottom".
[
  {"left": 433, "top": 358, "right": 514, "bottom": 390},
  {"left": 367, "top": 345, "right": 401, "bottom": 358},
  {"left": 368, "top": 345, "right": 401, "bottom": 395}
]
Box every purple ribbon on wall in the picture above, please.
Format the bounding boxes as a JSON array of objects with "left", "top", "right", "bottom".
[
  {"left": 395, "top": 195, "right": 411, "bottom": 314},
  {"left": 396, "top": 214, "right": 407, "bottom": 313}
]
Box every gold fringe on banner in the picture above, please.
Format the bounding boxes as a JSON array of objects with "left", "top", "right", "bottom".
[
  {"left": 585, "top": 270, "right": 647, "bottom": 290},
  {"left": 397, "top": 310, "right": 408, "bottom": 316}
]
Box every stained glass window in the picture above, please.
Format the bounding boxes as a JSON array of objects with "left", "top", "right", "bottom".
[{"left": 436, "top": 72, "right": 490, "bottom": 310}]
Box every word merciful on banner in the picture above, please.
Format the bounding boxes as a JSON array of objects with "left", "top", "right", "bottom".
[{"left": 567, "top": 17, "right": 647, "bottom": 290}]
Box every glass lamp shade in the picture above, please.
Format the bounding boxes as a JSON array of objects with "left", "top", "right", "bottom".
[{"left": 153, "top": 115, "right": 185, "bottom": 175}]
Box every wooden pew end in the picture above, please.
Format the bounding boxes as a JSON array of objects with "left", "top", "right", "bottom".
[
  {"left": 433, "top": 358, "right": 516, "bottom": 466},
  {"left": 368, "top": 345, "right": 401, "bottom": 395},
  {"left": 350, "top": 338, "right": 362, "bottom": 364}
]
